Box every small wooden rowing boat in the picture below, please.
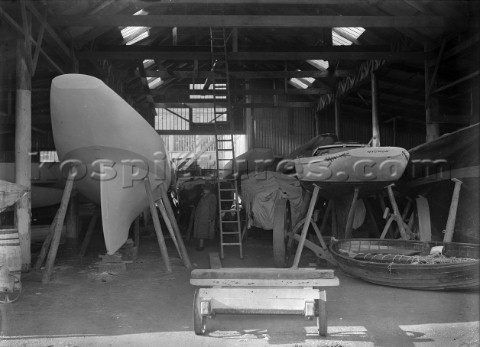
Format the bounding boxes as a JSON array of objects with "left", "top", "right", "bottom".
[{"left": 329, "top": 238, "right": 480, "bottom": 290}]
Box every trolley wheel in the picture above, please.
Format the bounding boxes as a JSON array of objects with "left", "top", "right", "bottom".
[
  {"left": 0, "top": 275, "right": 21, "bottom": 304},
  {"left": 193, "top": 288, "right": 206, "bottom": 335},
  {"left": 316, "top": 296, "right": 327, "bottom": 336},
  {"left": 273, "top": 198, "right": 291, "bottom": 268}
]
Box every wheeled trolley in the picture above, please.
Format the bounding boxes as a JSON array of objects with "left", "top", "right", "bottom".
[{"left": 190, "top": 268, "right": 339, "bottom": 336}]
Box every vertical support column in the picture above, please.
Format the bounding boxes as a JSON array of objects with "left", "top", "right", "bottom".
[
  {"left": 371, "top": 71, "right": 381, "bottom": 147},
  {"left": 424, "top": 45, "right": 440, "bottom": 142},
  {"left": 245, "top": 82, "right": 255, "bottom": 150},
  {"left": 232, "top": 28, "right": 238, "bottom": 52},
  {"left": 15, "top": 38, "right": 32, "bottom": 272},
  {"left": 334, "top": 97, "right": 342, "bottom": 141}
]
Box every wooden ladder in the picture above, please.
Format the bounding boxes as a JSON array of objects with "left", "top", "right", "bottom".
[{"left": 209, "top": 26, "right": 243, "bottom": 259}]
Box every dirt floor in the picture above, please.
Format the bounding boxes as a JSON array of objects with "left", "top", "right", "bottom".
[{"left": 1, "top": 227, "right": 479, "bottom": 347}]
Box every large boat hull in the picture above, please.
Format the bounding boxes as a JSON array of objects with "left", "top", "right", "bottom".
[
  {"left": 329, "top": 238, "right": 480, "bottom": 290},
  {"left": 51, "top": 74, "right": 171, "bottom": 254}
]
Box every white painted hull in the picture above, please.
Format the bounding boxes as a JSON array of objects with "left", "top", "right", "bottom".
[
  {"left": 294, "top": 146, "right": 409, "bottom": 196},
  {"left": 51, "top": 74, "right": 171, "bottom": 254}
]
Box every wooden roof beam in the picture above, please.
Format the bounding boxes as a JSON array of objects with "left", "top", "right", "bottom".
[
  {"left": 77, "top": 50, "right": 425, "bottom": 62},
  {"left": 49, "top": 15, "right": 452, "bottom": 28},
  {"left": 144, "top": 69, "right": 352, "bottom": 79},
  {"left": 151, "top": 88, "right": 324, "bottom": 96},
  {"left": 0, "top": 5, "right": 66, "bottom": 74}
]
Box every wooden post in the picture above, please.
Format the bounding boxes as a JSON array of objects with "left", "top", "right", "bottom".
[
  {"left": 66, "top": 188, "right": 79, "bottom": 248},
  {"left": 42, "top": 167, "right": 76, "bottom": 283},
  {"left": 344, "top": 188, "right": 360, "bottom": 238},
  {"left": 15, "top": 37, "right": 32, "bottom": 272},
  {"left": 330, "top": 200, "right": 337, "bottom": 237},
  {"left": 371, "top": 71, "right": 381, "bottom": 147},
  {"left": 291, "top": 185, "right": 320, "bottom": 268},
  {"left": 424, "top": 44, "right": 440, "bottom": 142},
  {"left": 156, "top": 199, "right": 182, "bottom": 259},
  {"left": 334, "top": 97, "right": 342, "bottom": 140},
  {"left": 34, "top": 210, "right": 58, "bottom": 270},
  {"left": 443, "top": 178, "right": 463, "bottom": 242},
  {"left": 134, "top": 216, "right": 140, "bottom": 249},
  {"left": 158, "top": 184, "right": 192, "bottom": 269},
  {"left": 386, "top": 184, "right": 408, "bottom": 240},
  {"left": 78, "top": 214, "right": 98, "bottom": 260},
  {"left": 144, "top": 179, "right": 171, "bottom": 272}
]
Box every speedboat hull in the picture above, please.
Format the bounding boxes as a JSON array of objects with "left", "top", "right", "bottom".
[
  {"left": 293, "top": 146, "right": 409, "bottom": 197},
  {"left": 51, "top": 74, "right": 171, "bottom": 254}
]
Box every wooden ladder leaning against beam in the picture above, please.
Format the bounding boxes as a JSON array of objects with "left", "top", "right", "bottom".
[{"left": 209, "top": 26, "right": 244, "bottom": 259}]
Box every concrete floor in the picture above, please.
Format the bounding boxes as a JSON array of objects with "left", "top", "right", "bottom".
[{"left": 1, "top": 228, "right": 479, "bottom": 347}]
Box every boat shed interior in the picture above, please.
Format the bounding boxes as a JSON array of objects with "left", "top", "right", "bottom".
[{"left": 0, "top": 1, "right": 479, "bottom": 346}]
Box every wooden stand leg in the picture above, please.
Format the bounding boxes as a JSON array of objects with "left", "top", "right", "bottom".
[
  {"left": 65, "top": 188, "right": 79, "bottom": 248},
  {"left": 187, "top": 205, "right": 196, "bottom": 241},
  {"left": 42, "top": 167, "right": 77, "bottom": 283},
  {"left": 34, "top": 210, "right": 58, "bottom": 270},
  {"left": 144, "top": 179, "right": 171, "bottom": 272},
  {"left": 78, "top": 214, "right": 98, "bottom": 260},
  {"left": 443, "top": 178, "right": 463, "bottom": 242},
  {"left": 157, "top": 199, "right": 182, "bottom": 259},
  {"left": 386, "top": 184, "right": 408, "bottom": 240},
  {"left": 344, "top": 188, "right": 360, "bottom": 239},
  {"left": 291, "top": 185, "right": 320, "bottom": 268},
  {"left": 134, "top": 216, "right": 140, "bottom": 249},
  {"left": 158, "top": 184, "right": 192, "bottom": 269},
  {"left": 331, "top": 201, "right": 337, "bottom": 237}
]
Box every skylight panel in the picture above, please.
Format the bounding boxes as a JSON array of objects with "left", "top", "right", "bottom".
[
  {"left": 125, "top": 31, "right": 149, "bottom": 45},
  {"left": 332, "top": 27, "right": 365, "bottom": 46},
  {"left": 333, "top": 31, "right": 352, "bottom": 46},
  {"left": 307, "top": 59, "right": 329, "bottom": 70},
  {"left": 289, "top": 78, "right": 309, "bottom": 89},
  {"left": 148, "top": 77, "right": 162, "bottom": 89},
  {"left": 143, "top": 59, "right": 154, "bottom": 69},
  {"left": 120, "top": 9, "right": 150, "bottom": 45}
]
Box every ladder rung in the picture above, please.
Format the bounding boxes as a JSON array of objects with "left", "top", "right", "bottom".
[
  {"left": 221, "top": 243, "right": 242, "bottom": 246},
  {"left": 221, "top": 220, "right": 240, "bottom": 224}
]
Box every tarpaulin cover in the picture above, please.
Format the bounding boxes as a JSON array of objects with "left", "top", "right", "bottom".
[{"left": 240, "top": 171, "right": 307, "bottom": 230}]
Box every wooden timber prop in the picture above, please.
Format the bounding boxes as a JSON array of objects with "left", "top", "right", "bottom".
[{"left": 36, "top": 167, "right": 191, "bottom": 282}]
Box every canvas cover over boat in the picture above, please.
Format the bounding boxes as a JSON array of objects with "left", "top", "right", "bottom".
[{"left": 240, "top": 171, "right": 307, "bottom": 230}]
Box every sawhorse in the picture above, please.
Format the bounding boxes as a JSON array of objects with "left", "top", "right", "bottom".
[{"left": 190, "top": 268, "right": 339, "bottom": 336}]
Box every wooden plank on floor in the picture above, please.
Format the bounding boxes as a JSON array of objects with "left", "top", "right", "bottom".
[{"left": 209, "top": 252, "right": 222, "bottom": 269}]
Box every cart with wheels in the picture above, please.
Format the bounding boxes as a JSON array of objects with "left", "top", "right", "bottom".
[{"left": 190, "top": 267, "right": 339, "bottom": 336}]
